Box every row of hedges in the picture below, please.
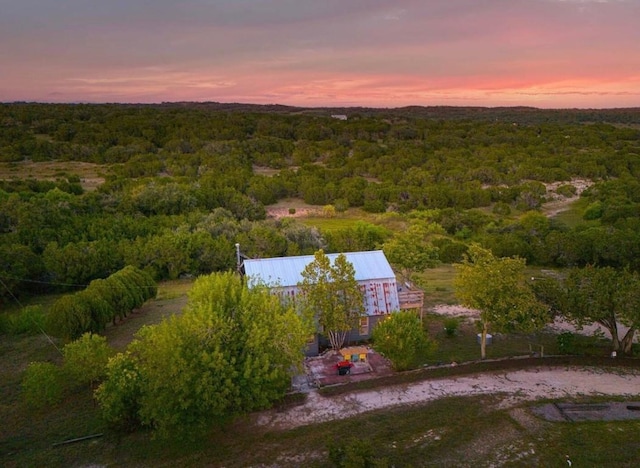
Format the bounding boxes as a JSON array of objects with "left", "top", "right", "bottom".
[{"left": 47, "top": 266, "right": 157, "bottom": 340}]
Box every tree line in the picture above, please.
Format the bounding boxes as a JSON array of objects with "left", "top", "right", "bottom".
[
  {"left": 1, "top": 103, "right": 640, "bottom": 305},
  {"left": 47, "top": 266, "right": 157, "bottom": 341}
]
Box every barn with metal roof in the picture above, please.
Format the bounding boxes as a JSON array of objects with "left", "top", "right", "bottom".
[{"left": 242, "top": 250, "right": 401, "bottom": 355}]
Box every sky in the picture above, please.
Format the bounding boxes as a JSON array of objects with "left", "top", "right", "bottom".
[{"left": 1, "top": 0, "right": 639, "bottom": 108}]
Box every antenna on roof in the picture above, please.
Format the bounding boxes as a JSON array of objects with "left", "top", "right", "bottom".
[{"left": 235, "top": 243, "right": 242, "bottom": 273}]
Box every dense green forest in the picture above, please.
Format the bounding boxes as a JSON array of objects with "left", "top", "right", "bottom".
[{"left": 2, "top": 102, "right": 640, "bottom": 304}]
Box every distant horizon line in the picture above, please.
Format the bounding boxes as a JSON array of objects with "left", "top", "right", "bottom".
[{"left": 2, "top": 100, "right": 640, "bottom": 111}]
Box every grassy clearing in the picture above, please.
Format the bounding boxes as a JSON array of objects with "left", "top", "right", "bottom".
[
  {"left": 2, "top": 289, "right": 67, "bottom": 315},
  {"left": 548, "top": 196, "right": 592, "bottom": 228},
  {"left": 103, "top": 279, "right": 193, "bottom": 350},
  {"left": 412, "top": 264, "right": 458, "bottom": 305},
  {"left": 424, "top": 314, "right": 564, "bottom": 364},
  {"left": 301, "top": 216, "right": 364, "bottom": 232},
  {"left": 300, "top": 208, "right": 380, "bottom": 232},
  {"left": 0, "top": 160, "right": 108, "bottom": 191}
]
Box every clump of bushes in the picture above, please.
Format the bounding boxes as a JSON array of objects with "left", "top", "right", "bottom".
[
  {"left": 22, "top": 362, "right": 65, "bottom": 409},
  {"left": 328, "top": 438, "right": 389, "bottom": 467},
  {"left": 373, "top": 311, "right": 436, "bottom": 371},
  {"left": 492, "top": 202, "right": 512, "bottom": 216},
  {"left": 556, "top": 184, "right": 577, "bottom": 198},
  {"left": 46, "top": 266, "right": 157, "bottom": 341},
  {"left": 443, "top": 317, "right": 460, "bottom": 337},
  {"left": 22, "top": 333, "right": 113, "bottom": 409},
  {"left": 557, "top": 332, "right": 577, "bottom": 354},
  {"left": 583, "top": 201, "right": 603, "bottom": 220},
  {"left": 2, "top": 305, "right": 46, "bottom": 336}
]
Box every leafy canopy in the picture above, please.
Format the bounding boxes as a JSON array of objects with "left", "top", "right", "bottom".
[
  {"left": 299, "top": 250, "right": 365, "bottom": 351},
  {"left": 372, "top": 311, "right": 435, "bottom": 371},
  {"left": 454, "top": 244, "right": 548, "bottom": 359},
  {"left": 96, "top": 271, "right": 309, "bottom": 438},
  {"left": 533, "top": 266, "right": 640, "bottom": 355}
]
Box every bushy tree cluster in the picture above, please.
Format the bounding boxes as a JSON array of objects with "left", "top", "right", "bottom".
[
  {"left": 46, "top": 266, "right": 156, "bottom": 340},
  {"left": 22, "top": 333, "right": 113, "bottom": 409},
  {"left": 532, "top": 266, "right": 640, "bottom": 355},
  {"left": 372, "top": 311, "right": 435, "bottom": 371},
  {"left": 2, "top": 102, "right": 640, "bottom": 308},
  {"left": 95, "top": 272, "right": 310, "bottom": 437}
]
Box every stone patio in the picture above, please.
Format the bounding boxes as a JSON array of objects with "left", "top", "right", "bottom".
[{"left": 305, "top": 347, "right": 394, "bottom": 387}]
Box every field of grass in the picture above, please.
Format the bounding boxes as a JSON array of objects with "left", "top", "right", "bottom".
[
  {"left": 414, "top": 264, "right": 458, "bottom": 305},
  {"left": 549, "top": 196, "right": 594, "bottom": 228},
  {"left": 0, "top": 160, "right": 108, "bottom": 191},
  {"left": 300, "top": 208, "right": 383, "bottom": 232},
  {"left": 103, "top": 279, "right": 193, "bottom": 350},
  {"left": 424, "top": 314, "right": 562, "bottom": 364}
]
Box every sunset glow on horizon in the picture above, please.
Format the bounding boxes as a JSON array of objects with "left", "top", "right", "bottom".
[{"left": 2, "top": 0, "right": 639, "bottom": 108}]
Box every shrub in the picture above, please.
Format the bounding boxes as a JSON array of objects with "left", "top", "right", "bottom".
[
  {"left": 322, "top": 204, "right": 336, "bottom": 218},
  {"left": 556, "top": 184, "right": 577, "bottom": 198},
  {"left": 8, "top": 305, "right": 46, "bottom": 335},
  {"left": 94, "top": 353, "right": 143, "bottom": 432},
  {"left": 328, "top": 438, "right": 389, "bottom": 468},
  {"left": 63, "top": 333, "right": 113, "bottom": 388},
  {"left": 373, "top": 311, "right": 436, "bottom": 371},
  {"left": 557, "top": 332, "right": 576, "bottom": 354},
  {"left": 583, "top": 201, "right": 603, "bottom": 220},
  {"left": 22, "top": 362, "right": 65, "bottom": 409},
  {"left": 334, "top": 198, "right": 349, "bottom": 213},
  {"left": 492, "top": 202, "right": 511, "bottom": 216},
  {"left": 443, "top": 317, "right": 459, "bottom": 337}
]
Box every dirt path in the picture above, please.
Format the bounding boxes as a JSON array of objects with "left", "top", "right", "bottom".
[
  {"left": 256, "top": 367, "right": 640, "bottom": 430},
  {"left": 542, "top": 178, "right": 592, "bottom": 217}
]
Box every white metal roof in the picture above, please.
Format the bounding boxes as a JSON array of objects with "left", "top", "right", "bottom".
[{"left": 243, "top": 250, "right": 396, "bottom": 288}]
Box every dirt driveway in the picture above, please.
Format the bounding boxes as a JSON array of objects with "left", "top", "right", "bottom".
[{"left": 256, "top": 366, "right": 640, "bottom": 430}]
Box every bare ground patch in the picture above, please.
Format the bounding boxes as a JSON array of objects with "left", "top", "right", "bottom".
[
  {"left": 255, "top": 367, "right": 640, "bottom": 431},
  {"left": 542, "top": 178, "right": 593, "bottom": 217},
  {"left": 264, "top": 198, "right": 324, "bottom": 219}
]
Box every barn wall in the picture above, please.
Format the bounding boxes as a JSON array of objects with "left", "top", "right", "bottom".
[
  {"left": 271, "top": 279, "right": 400, "bottom": 317},
  {"left": 269, "top": 278, "right": 401, "bottom": 356},
  {"left": 360, "top": 278, "right": 400, "bottom": 315}
]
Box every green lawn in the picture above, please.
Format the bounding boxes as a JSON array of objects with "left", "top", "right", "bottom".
[
  {"left": 300, "top": 208, "right": 382, "bottom": 232},
  {"left": 548, "top": 196, "right": 593, "bottom": 228},
  {"left": 424, "top": 314, "right": 564, "bottom": 364},
  {"left": 414, "top": 264, "right": 458, "bottom": 305}
]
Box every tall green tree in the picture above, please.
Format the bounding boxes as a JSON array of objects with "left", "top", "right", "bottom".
[
  {"left": 454, "top": 245, "right": 549, "bottom": 359},
  {"left": 534, "top": 267, "right": 640, "bottom": 355},
  {"left": 96, "top": 272, "right": 308, "bottom": 438},
  {"left": 383, "top": 222, "right": 442, "bottom": 281},
  {"left": 299, "top": 250, "right": 365, "bottom": 351}
]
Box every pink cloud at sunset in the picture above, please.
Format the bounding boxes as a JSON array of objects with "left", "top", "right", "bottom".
[{"left": 1, "top": 0, "right": 639, "bottom": 108}]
